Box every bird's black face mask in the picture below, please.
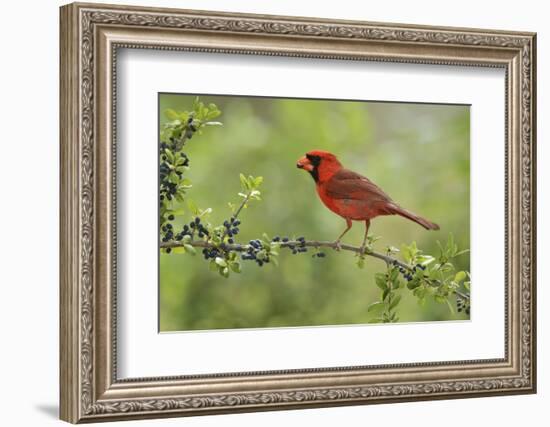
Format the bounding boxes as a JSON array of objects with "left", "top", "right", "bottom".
[{"left": 305, "top": 154, "right": 321, "bottom": 182}]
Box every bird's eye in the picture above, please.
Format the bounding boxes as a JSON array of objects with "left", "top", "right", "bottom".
[{"left": 306, "top": 154, "right": 321, "bottom": 166}]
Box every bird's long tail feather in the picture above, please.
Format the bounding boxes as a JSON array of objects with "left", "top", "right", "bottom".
[{"left": 390, "top": 206, "right": 440, "bottom": 230}]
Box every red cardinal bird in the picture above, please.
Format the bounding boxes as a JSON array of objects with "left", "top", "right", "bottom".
[{"left": 297, "top": 150, "right": 439, "bottom": 251}]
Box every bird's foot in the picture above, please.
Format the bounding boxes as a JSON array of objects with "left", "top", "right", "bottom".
[
  {"left": 359, "top": 244, "right": 372, "bottom": 255},
  {"left": 333, "top": 240, "right": 342, "bottom": 251}
]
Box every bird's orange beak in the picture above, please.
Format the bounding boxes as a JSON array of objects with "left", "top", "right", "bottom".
[{"left": 296, "top": 156, "right": 313, "bottom": 171}]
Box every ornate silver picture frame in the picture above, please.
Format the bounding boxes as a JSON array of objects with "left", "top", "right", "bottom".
[{"left": 60, "top": 2, "right": 536, "bottom": 423}]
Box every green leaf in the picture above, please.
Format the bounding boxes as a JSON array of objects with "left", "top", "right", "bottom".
[
  {"left": 187, "top": 199, "right": 199, "bottom": 215},
  {"left": 164, "top": 148, "right": 175, "bottom": 163},
  {"left": 183, "top": 244, "right": 196, "bottom": 255},
  {"left": 215, "top": 257, "right": 227, "bottom": 267},
  {"left": 220, "top": 267, "right": 230, "bottom": 278},
  {"left": 165, "top": 109, "right": 179, "bottom": 120},
  {"left": 390, "top": 268, "right": 399, "bottom": 282},
  {"left": 239, "top": 173, "right": 249, "bottom": 190},
  {"left": 171, "top": 247, "right": 186, "bottom": 254},
  {"left": 417, "top": 255, "right": 435, "bottom": 266},
  {"left": 169, "top": 171, "right": 179, "bottom": 183},
  {"left": 230, "top": 262, "right": 242, "bottom": 273},
  {"left": 375, "top": 273, "right": 387, "bottom": 290},
  {"left": 407, "top": 280, "right": 420, "bottom": 290},
  {"left": 367, "top": 301, "right": 385, "bottom": 313},
  {"left": 401, "top": 244, "right": 412, "bottom": 263},
  {"left": 454, "top": 271, "right": 467, "bottom": 282},
  {"left": 253, "top": 176, "right": 264, "bottom": 187},
  {"left": 389, "top": 295, "right": 402, "bottom": 311}
]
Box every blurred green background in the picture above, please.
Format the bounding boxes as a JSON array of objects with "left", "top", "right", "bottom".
[{"left": 159, "top": 94, "right": 470, "bottom": 332}]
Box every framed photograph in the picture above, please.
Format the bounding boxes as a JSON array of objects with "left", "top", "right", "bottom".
[{"left": 60, "top": 2, "right": 537, "bottom": 423}]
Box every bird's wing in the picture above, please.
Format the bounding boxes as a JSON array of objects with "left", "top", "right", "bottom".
[{"left": 325, "top": 169, "right": 393, "bottom": 203}]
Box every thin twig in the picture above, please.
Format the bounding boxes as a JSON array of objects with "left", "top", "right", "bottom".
[{"left": 232, "top": 192, "right": 251, "bottom": 221}]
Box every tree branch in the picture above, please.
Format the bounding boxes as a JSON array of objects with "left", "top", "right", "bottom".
[
  {"left": 161, "top": 239, "right": 408, "bottom": 268},
  {"left": 160, "top": 238, "right": 469, "bottom": 301}
]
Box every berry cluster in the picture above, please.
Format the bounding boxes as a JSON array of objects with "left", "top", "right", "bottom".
[
  {"left": 241, "top": 239, "right": 270, "bottom": 266},
  {"left": 272, "top": 236, "right": 309, "bottom": 255},
  {"left": 185, "top": 117, "right": 197, "bottom": 139},
  {"left": 223, "top": 217, "right": 241, "bottom": 243},
  {"left": 159, "top": 142, "right": 189, "bottom": 204},
  {"left": 395, "top": 263, "right": 425, "bottom": 281},
  {"left": 188, "top": 217, "right": 210, "bottom": 239},
  {"left": 202, "top": 246, "right": 222, "bottom": 260},
  {"left": 456, "top": 296, "right": 470, "bottom": 315},
  {"left": 162, "top": 217, "right": 210, "bottom": 255}
]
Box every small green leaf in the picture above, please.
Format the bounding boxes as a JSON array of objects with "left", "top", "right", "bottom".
[
  {"left": 165, "top": 109, "right": 179, "bottom": 120},
  {"left": 367, "top": 301, "right": 385, "bottom": 313},
  {"left": 375, "top": 273, "right": 387, "bottom": 290},
  {"left": 454, "top": 271, "right": 467, "bottom": 282},
  {"left": 455, "top": 249, "right": 470, "bottom": 257},
  {"left": 239, "top": 173, "right": 249, "bottom": 190},
  {"left": 183, "top": 244, "right": 196, "bottom": 255},
  {"left": 407, "top": 280, "right": 420, "bottom": 290},
  {"left": 215, "top": 257, "right": 227, "bottom": 267},
  {"left": 389, "top": 295, "right": 402, "bottom": 311},
  {"left": 417, "top": 255, "right": 435, "bottom": 266},
  {"left": 164, "top": 148, "right": 175, "bottom": 163},
  {"left": 230, "top": 262, "right": 242, "bottom": 273},
  {"left": 253, "top": 176, "right": 264, "bottom": 187},
  {"left": 187, "top": 199, "right": 199, "bottom": 215}
]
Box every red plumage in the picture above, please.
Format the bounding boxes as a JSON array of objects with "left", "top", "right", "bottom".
[{"left": 297, "top": 150, "right": 439, "bottom": 249}]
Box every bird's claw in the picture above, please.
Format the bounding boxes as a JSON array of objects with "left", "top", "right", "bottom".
[
  {"left": 333, "top": 240, "right": 342, "bottom": 251},
  {"left": 359, "top": 244, "right": 372, "bottom": 255}
]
